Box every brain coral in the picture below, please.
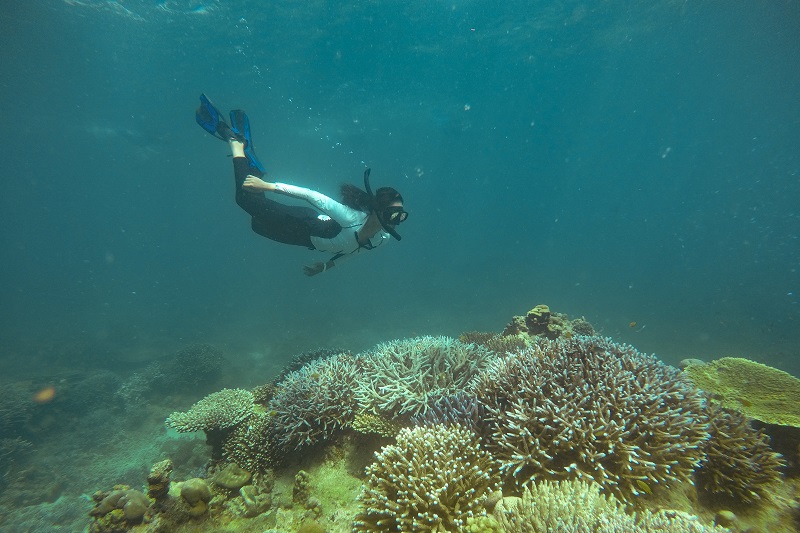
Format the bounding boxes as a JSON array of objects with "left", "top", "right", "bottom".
[
  {"left": 165, "top": 388, "right": 254, "bottom": 433},
  {"left": 353, "top": 424, "right": 500, "bottom": 532},
  {"left": 472, "top": 337, "right": 709, "bottom": 503},
  {"left": 268, "top": 353, "right": 361, "bottom": 451},
  {"left": 355, "top": 336, "right": 495, "bottom": 420},
  {"left": 495, "top": 479, "right": 728, "bottom": 533},
  {"left": 695, "top": 403, "right": 785, "bottom": 504}
]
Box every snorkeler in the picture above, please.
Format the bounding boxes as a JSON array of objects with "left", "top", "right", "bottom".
[{"left": 195, "top": 94, "right": 407, "bottom": 277}]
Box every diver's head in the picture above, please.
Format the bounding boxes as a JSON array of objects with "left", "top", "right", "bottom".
[{"left": 374, "top": 187, "right": 408, "bottom": 226}]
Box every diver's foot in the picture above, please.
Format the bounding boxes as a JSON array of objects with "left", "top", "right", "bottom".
[
  {"left": 229, "top": 109, "right": 266, "bottom": 175},
  {"left": 195, "top": 94, "right": 243, "bottom": 142}
]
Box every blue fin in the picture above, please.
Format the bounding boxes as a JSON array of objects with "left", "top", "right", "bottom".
[
  {"left": 230, "top": 109, "right": 266, "bottom": 175},
  {"left": 195, "top": 94, "right": 238, "bottom": 141}
]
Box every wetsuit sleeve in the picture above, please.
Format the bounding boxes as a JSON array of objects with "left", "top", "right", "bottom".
[{"left": 273, "top": 183, "right": 357, "bottom": 226}]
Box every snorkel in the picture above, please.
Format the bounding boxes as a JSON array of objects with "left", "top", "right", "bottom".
[{"left": 363, "top": 168, "right": 403, "bottom": 241}]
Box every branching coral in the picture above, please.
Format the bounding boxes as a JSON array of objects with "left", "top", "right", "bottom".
[
  {"left": 222, "top": 411, "right": 282, "bottom": 473},
  {"left": 495, "top": 479, "right": 728, "bottom": 533},
  {"left": 355, "top": 336, "right": 494, "bottom": 419},
  {"left": 472, "top": 336, "right": 709, "bottom": 503},
  {"left": 458, "top": 331, "right": 528, "bottom": 355},
  {"left": 353, "top": 424, "right": 500, "bottom": 532},
  {"left": 165, "top": 388, "right": 254, "bottom": 433},
  {"left": 696, "top": 403, "right": 785, "bottom": 504},
  {"left": 413, "top": 392, "right": 493, "bottom": 445},
  {"left": 267, "top": 353, "right": 360, "bottom": 451}
]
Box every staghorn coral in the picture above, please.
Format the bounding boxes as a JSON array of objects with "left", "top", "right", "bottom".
[
  {"left": 273, "top": 347, "right": 347, "bottom": 384},
  {"left": 222, "top": 410, "right": 282, "bottom": 472},
  {"left": 459, "top": 331, "right": 528, "bottom": 355},
  {"left": 494, "top": 479, "right": 627, "bottom": 532},
  {"left": 495, "top": 479, "right": 728, "bottom": 533},
  {"left": 350, "top": 411, "right": 400, "bottom": 438},
  {"left": 353, "top": 424, "right": 500, "bottom": 532},
  {"left": 165, "top": 388, "right": 254, "bottom": 433},
  {"left": 267, "top": 353, "right": 360, "bottom": 451},
  {"left": 355, "top": 336, "right": 495, "bottom": 419},
  {"left": 413, "top": 392, "right": 493, "bottom": 445},
  {"left": 684, "top": 357, "right": 800, "bottom": 427},
  {"left": 472, "top": 336, "right": 709, "bottom": 503},
  {"left": 696, "top": 403, "right": 785, "bottom": 504}
]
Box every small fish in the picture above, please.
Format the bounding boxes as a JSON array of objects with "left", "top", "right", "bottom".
[
  {"left": 629, "top": 321, "right": 637, "bottom": 328},
  {"left": 32, "top": 386, "right": 57, "bottom": 404},
  {"left": 635, "top": 479, "right": 652, "bottom": 494}
]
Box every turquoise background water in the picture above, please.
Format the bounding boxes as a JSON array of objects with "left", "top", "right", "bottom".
[{"left": 2, "top": 1, "right": 799, "bottom": 371}]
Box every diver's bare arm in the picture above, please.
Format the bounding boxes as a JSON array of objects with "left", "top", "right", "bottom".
[{"left": 243, "top": 176, "right": 276, "bottom": 192}]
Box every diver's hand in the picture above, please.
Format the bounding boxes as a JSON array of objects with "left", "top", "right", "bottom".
[
  {"left": 303, "top": 261, "right": 333, "bottom": 276},
  {"left": 243, "top": 176, "right": 276, "bottom": 192}
]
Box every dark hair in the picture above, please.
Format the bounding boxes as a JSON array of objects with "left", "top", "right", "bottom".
[{"left": 340, "top": 184, "right": 403, "bottom": 213}]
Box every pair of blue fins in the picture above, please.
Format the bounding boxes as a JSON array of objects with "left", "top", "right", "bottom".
[{"left": 195, "top": 93, "right": 266, "bottom": 175}]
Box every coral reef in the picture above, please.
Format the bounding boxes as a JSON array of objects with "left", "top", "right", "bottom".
[
  {"left": 146, "top": 459, "right": 172, "bottom": 500},
  {"left": 472, "top": 336, "right": 709, "bottom": 502},
  {"left": 696, "top": 403, "right": 786, "bottom": 504},
  {"left": 353, "top": 424, "right": 500, "bottom": 532},
  {"left": 494, "top": 479, "right": 729, "bottom": 532},
  {"left": 684, "top": 357, "right": 800, "bottom": 426},
  {"left": 267, "top": 352, "right": 361, "bottom": 452},
  {"left": 171, "top": 343, "right": 225, "bottom": 389},
  {"left": 221, "top": 410, "right": 282, "bottom": 473},
  {"left": 88, "top": 485, "right": 151, "bottom": 532},
  {"left": 500, "top": 304, "right": 595, "bottom": 340},
  {"left": 458, "top": 331, "right": 528, "bottom": 355},
  {"left": 350, "top": 411, "right": 400, "bottom": 437},
  {"left": 412, "top": 392, "right": 493, "bottom": 444},
  {"left": 273, "top": 347, "right": 348, "bottom": 384},
  {"left": 355, "top": 336, "right": 494, "bottom": 419},
  {"left": 165, "top": 388, "right": 255, "bottom": 433}
]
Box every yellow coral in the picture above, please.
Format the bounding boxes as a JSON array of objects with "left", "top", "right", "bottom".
[{"left": 684, "top": 357, "right": 800, "bottom": 426}]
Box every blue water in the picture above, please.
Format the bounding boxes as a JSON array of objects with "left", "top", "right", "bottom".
[
  {"left": 3, "top": 0, "right": 799, "bottom": 373},
  {"left": 1, "top": 0, "right": 799, "bottom": 530},
  {"left": 1, "top": 1, "right": 799, "bottom": 369}
]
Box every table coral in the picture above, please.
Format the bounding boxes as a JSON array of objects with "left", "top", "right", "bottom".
[
  {"left": 684, "top": 357, "right": 800, "bottom": 427},
  {"left": 472, "top": 336, "right": 709, "bottom": 503},
  {"left": 353, "top": 424, "right": 500, "bottom": 532},
  {"left": 165, "top": 388, "right": 255, "bottom": 433}
]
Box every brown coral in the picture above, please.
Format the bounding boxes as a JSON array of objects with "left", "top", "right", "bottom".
[
  {"left": 695, "top": 403, "right": 785, "bottom": 504},
  {"left": 472, "top": 337, "right": 709, "bottom": 503}
]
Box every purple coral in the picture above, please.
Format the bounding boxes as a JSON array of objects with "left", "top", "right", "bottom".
[
  {"left": 267, "top": 353, "right": 360, "bottom": 451},
  {"left": 472, "top": 336, "right": 709, "bottom": 503}
]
